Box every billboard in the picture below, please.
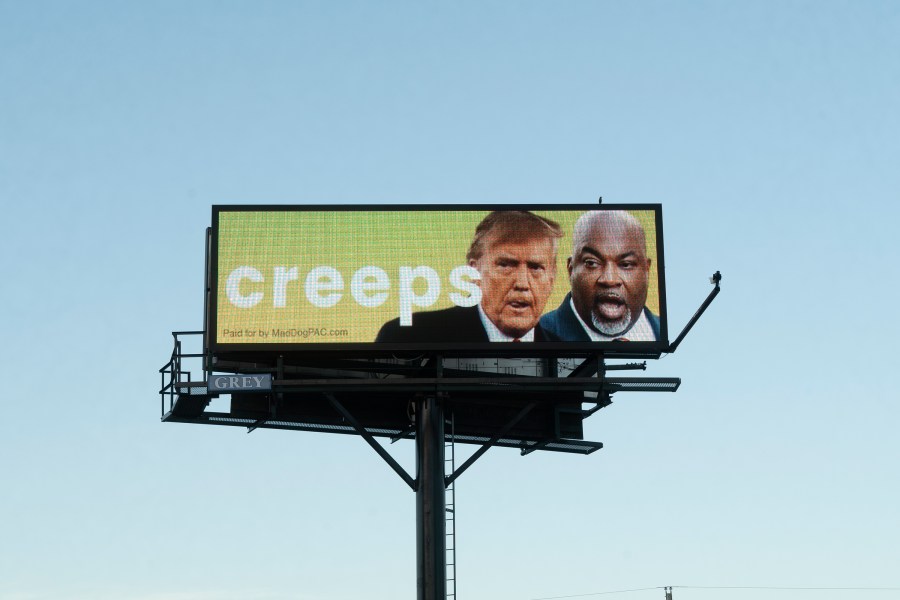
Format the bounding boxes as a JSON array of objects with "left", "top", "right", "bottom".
[{"left": 210, "top": 205, "right": 667, "bottom": 354}]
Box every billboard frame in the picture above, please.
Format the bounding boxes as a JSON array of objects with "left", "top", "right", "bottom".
[{"left": 208, "top": 203, "right": 669, "bottom": 358}]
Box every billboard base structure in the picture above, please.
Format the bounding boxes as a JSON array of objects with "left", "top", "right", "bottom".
[
  {"left": 160, "top": 345, "right": 681, "bottom": 600},
  {"left": 159, "top": 273, "right": 721, "bottom": 600}
]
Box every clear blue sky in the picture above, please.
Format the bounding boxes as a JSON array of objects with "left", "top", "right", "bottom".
[{"left": 2, "top": 2, "right": 898, "bottom": 599}]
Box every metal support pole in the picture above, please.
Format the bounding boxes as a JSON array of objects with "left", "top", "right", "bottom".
[
  {"left": 667, "top": 270, "right": 722, "bottom": 353},
  {"left": 416, "top": 394, "right": 446, "bottom": 600}
]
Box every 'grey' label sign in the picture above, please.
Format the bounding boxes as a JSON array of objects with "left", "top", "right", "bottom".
[{"left": 209, "top": 374, "right": 272, "bottom": 392}]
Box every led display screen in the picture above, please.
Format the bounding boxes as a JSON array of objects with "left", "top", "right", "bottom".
[{"left": 210, "top": 205, "right": 667, "bottom": 353}]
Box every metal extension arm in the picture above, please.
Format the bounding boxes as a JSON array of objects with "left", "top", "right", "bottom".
[{"left": 667, "top": 271, "right": 722, "bottom": 353}]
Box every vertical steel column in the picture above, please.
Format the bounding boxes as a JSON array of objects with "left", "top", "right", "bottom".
[{"left": 416, "top": 394, "right": 446, "bottom": 600}]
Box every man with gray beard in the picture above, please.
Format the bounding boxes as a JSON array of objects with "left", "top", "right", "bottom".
[{"left": 540, "top": 210, "right": 660, "bottom": 341}]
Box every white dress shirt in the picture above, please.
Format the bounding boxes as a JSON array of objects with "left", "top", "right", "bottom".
[{"left": 477, "top": 305, "right": 536, "bottom": 342}]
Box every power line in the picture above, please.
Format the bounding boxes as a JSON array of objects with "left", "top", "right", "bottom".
[
  {"left": 676, "top": 586, "right": 900, "bottom": 591},
  {"left": 531, "top": 588, "right": 664, "bottom": 600},
  {"left": 530, "top": 585, "right": 900, "bottom": 600}
]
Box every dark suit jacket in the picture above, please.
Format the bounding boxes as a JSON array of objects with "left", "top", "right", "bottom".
[
  {"left": 376, "top": 305, "right": 560, "bottom": 343},
  {"left": 539, "top": 293, "right": 660, "bottom": 342}
]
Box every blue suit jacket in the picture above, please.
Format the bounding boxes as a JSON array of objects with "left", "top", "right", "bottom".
[{"left": 539, "top": 293, "right": 660, "bottom": 341}]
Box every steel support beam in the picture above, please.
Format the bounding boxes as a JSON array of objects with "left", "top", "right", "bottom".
[
  {"left": 416, "top": 395, "right": 446, "bottom": 600},
  {"left": 445, "top": 400, "right": 538, "bottom": 487},
  {"left": 325, "top": 393, "right": 416, "bottom": 491}
]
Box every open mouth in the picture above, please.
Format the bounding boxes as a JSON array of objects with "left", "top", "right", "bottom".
[{"left": 595, "top": 294, "right": 626, "bottom": 321}]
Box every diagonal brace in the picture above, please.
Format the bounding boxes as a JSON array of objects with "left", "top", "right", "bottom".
[
  {"left": 444, "top": 400, "right": 538, "bottom": 487},
  {"left": 325, "top": 393, "right": 416, "bottom": 491},
  {"left": 569, "top": 353, "right": 604, "bottom": 378},
  {"left": 668, "top": 270, "right": 722, "bottom": 352}
]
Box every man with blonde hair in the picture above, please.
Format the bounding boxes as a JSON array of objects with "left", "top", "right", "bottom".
[{"left": 376, "top": 210, "right": 563, "bottom": 343}]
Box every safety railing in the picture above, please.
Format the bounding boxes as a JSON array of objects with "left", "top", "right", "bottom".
[{"left": 159, "top": 330, "right": 205, "bottom": 416}]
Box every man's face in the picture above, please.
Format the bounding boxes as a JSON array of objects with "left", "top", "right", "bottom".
[
  {"left": 567, "top": 218, "right": 650, "bottom": 337},
  {"left": 471, "top": 234, "right": 557, "bottom": 338}
]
